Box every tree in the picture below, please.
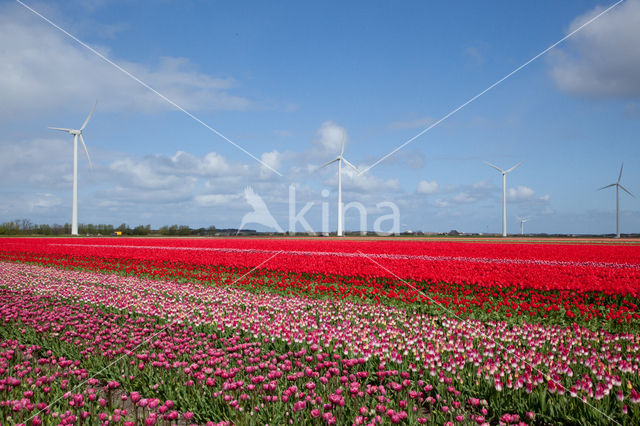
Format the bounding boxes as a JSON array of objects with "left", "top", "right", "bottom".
[
  {"left": 132, "top": 225, "right": 151, "bottom": 235},
  {"left": 0, "top": 221, "right": 21, "bottom": 235},
  {"left": 21, "top": 219, "right": 34, "bottom": 233},
  {"left": 38, "top": 224, "right": 52, "bottom": 235}
]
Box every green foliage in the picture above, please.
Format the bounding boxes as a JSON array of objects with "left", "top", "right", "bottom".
[{"left": 0, "top": 219, "right": 217, "bottom": 236}]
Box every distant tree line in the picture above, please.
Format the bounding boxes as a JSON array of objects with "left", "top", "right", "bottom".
[
  {"left": 0, "top": 219, "right": 72, "bottom": 235},
  {"left": 157, "top": 225, "right": 218, "bottom": 236},
  {"left": 0, "top": 219, "right": 217, "bottom": 236}
]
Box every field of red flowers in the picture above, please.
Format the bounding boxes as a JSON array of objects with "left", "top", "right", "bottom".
[{"left": 1, "top": 237, "right": 639, "bottom": 425}]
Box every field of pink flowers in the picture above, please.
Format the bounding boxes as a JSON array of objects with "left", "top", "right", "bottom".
[{"left": 1, "top": 238, "right": 640, "bottom": 425}]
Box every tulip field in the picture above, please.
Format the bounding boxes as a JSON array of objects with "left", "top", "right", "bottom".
[{"left": 0, "top": 238, "right": 639, "bottom": 425}]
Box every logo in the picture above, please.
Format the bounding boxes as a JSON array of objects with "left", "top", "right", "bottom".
[
  {"left": 238, "top": 186, "right": 400, "bottom": 235},
  {"left": 237, "top": 187, "right": 284, "bottom": 233}
]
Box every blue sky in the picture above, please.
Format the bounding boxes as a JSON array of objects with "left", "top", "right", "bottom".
[{"left": 1, "top": 0, "right": 639, "bottom": 234}]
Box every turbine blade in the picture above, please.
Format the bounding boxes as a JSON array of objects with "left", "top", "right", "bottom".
[
  {"left": 80, "top": 101, "right": 97, "bottom": 131},
  {"left": 79, "top": 134, "right": 93, "bottom": 170},
  {"left": 342, "top": 157, "right": 359, "bottom": 172},
  {"left": 619, "top": 184, "right": 634, "bottom": 198},
  {"left": 618, "top": 163, "right": 624, "bottom": 184},
  {"left": 317, "top": 158, "right": 339, "bottom": 170},
  {"left": 485, "top": 162, "right": 503, "bottom": 173},
  {"left": 48, "top": 127, "right": 72, "bottom": 132},
  {"left": 505, "top": 162, "right": 522, "bottom": 173},
  {"left": 598, "top": 183, "right": 616, "bottom": 191},
  {"left": 340, "top": 130, "right": 345, "bottom": 156}
]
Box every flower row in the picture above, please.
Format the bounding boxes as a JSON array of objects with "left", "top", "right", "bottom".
[{"left": 1, "top": 262, "right": 640, "bottom": 424}]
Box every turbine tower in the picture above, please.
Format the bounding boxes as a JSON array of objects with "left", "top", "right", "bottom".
[
  {"left": 486, "top": 162, "right": 521, "bottom": 237},
  {"left": 319, "top": 130, "right": 358, "bottom": 236},
  {"left": 49, "top": 103, "right": 96, "bottom": 236},
  {"left": 518, "top": 217, "right": 530, "bottom": 235},
  {"left": 599, "top": 163, "right": 634, "bottom": 239}
]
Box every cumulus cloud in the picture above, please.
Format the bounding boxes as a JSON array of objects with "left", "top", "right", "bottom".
[
  {"left": 451, "top": 192, "right": 477, "bottom": 204},
  {"left": 507, "top": 185, "right": 551, "bottom": 205},
  {"left": 420, "top": 178, "right": 496, "bottom": 209},
  {"left": 161, "top": 151, "right": 235, "bottom": 177},
  {"left": 0, "top": 191, "right": 66, "bottom": 219},
  {"left": 108, "top": 150, "right": 254, "bottom": 186},
  {"left": 312, "top": 121, "right": 347, "bottom": 155},
  {"left": 0, "top": 138, "right": 73, "bottom": 189},
  {"left": 507, "top": 185, "right": 535, "bottom": 201},
  {"left": 454, "top": 179, "right": 496, "bottom": 202},
  {"left": 105, "top": 150, "right": 267, "bottom": 198},
  {"left": 434, "top": 199, "right": 449, "bottom": 208},
  {"left": 431, "top": 179, "right": 539, "bottom": 207},
  {"left": 549, "top": 0, "right": 640, "bottom": 99},
  {"left": 109, "top": 158, "right": 194, "bottom": 191},
  {"left": 30, "top": 193, "right": 63, "bottom": 209},
  {"left": 416, "top": 180, "right": 438, "bottom": 194},
  {"left": 303, "top": 121, "right": 402, "bottom": 194},
  {"left": 0, "top": 3, "right": 252, "bottom": 118},
  {"left": 260, "top": 150, "right": 282, "bottom": 178},
  {"left": 330, "top": 167, "right": 401, "bottom": 194},
  {"left": 99, "top": 184, "right": 197, "bottom": 204}
]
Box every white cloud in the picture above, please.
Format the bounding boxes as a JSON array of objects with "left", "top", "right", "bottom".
[
  {"left": 0, "top": 191, "right": 66, "bottom": 219},
  {"left": 471, "top": 179, "right": 495, "bottom": 191},
  {"left": 416, "top": 180, "right": 438, "bottom": 194},
  {"left": 507, "top": 185, "right": 535, "bottom": 201},
  {"left": 161, "top": 151, "right": 234, "bottom": 177},
  {"left": 550, "top": 0, "right": 640, "bottom": 98},
  {"left": 305, "top": 122, "right": 401, "bottom": 194},
  {"left": 451, "top": 192, "right": 477, "bottom": 204},
  {"left": 30, "top": 193, "right": 63, "bottom": 209},
  {"left": 100, "top": 184, "right": 196, "bottom": 204},
  {"left": 198, "top": 152, "right": 233, "bottom": 175},
  {"left": 108, "top": 151, "right": 248, "bottom": 187},
  {"left": 194, "top": 194, "right": 241, "bottom": 207},
  {"left": 438, "top": 179, "right": 497, "bottom": 206},
  {"left": 0, "top": 4, "right": 252, "bottom": 118},
  {"left": 426, "top": 179, "right": 544, "bottom": 208},
  {"left": 313, "top": 121, "right": 346, "bottom": 155},
  {"left": 109, "top": 157, "right": 189, "bottom": 190},
  {"left": 260, "top": 150, "right": 282, "bottom": 178},
  {"left": 324, "top": 165, "right": 400, "bottom": 194},
  {"left": 0, "top": 137, "right": 76, "bottom": 189},
  {"left": 507, "top": 185, "right": 551, "bottom": 206}
]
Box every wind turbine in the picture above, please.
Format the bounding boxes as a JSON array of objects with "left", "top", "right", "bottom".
[
  {"left": 319, "top": 130, "right": 358, "bottom": 237},
  {"left": 49, "top": 102, "right": 96, "bottom": 236},
  {"left": 599, "top": 163, "right": 634, "bottom": 239},
  {"left": 518, "top": 217, "right": 530, "bottom": 235},
  {"left": 486, "top": 161, "right": 521, "bottom": 237}
]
